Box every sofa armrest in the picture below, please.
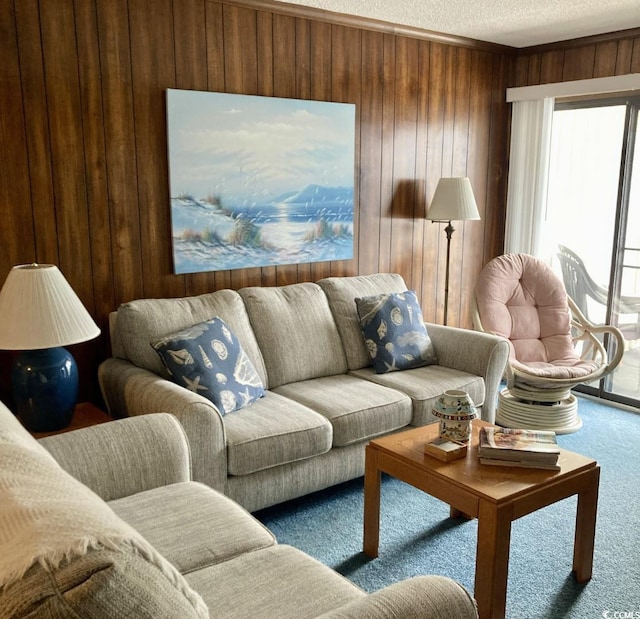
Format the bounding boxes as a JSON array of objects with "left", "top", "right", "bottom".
[
  {"left": 426, "top": 324, "right": 509, "bottom": 424},
  {"left": 98, "top": 358, "right": 227, "bottom": 491},
  {"left": 317, "top": 575, "right": 478, "bottom": 619},
  {"left": 39, "top": 413, "right": 191, "bottom": 501}
]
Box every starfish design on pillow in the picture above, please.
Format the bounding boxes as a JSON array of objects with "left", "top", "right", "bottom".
[
  {"left": 384, "top": 359, "right": 399, "bottom": 372},
  {"left": 183, "top": 375, "right": 208, "bottom": 394}
]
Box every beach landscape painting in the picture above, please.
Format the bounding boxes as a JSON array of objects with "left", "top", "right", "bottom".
[{"left": 166, "top": 89, "right": 356, "bottom": 274}]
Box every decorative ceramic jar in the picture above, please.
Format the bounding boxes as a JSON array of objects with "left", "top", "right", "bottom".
[{"left": 432, "top": 389, "right": 477, "bottom": 443}]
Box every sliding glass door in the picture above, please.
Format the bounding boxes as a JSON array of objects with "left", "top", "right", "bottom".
[{"left": 546, "top": 97, "right": 640, "bottom": 408}]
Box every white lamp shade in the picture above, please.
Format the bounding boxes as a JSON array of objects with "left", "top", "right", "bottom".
[
  {"left": 426, "top": 177, "right": 481, "bottom": 222},
  {"left": 0, "top": 264, "right": 100, "bottom": 350}
]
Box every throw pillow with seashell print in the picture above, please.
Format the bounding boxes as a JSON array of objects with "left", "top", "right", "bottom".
[
  {"left": 355, "top": 290, "right": 437, "bottom": 374},
  {"left": 151, "top": 317, "right": 265, "bottom": 414}
]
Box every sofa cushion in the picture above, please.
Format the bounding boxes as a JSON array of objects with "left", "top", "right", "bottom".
[
  {"left": 185, "top": 545, "right": 364, "bottom": 619},
  {"left": 239, "top": 282, "right": 348, "bottom": 388},
  {"left": 224, "top": 391, "right": 333, "bottom": 476},
  {"left": 318, "top": 273, "right": 409, "bottom": 370},
  {"left": 152, "top": 317, "right": 265, "bottom": 414},
  {"left": 0, "top": 416, "right": 208, "bottom": 618},
  {"left": 114, "top": 289, "right": 267, "bottom": 386},
  {"left": 109, "top": 482, "right": 275, "bottom": 574},
  {"left": 355, "top": 290, "right": 438, "bottom": 373},
  {"left": 274, "top": 375, "right": 412, "bottom": 446},
  {"left": 350, "top": 365, "right": 485, "bottom": 427}
]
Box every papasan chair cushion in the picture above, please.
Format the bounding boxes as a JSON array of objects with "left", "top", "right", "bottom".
[{"left": 475, "top": 253, "right": 599, "bottom": 384}]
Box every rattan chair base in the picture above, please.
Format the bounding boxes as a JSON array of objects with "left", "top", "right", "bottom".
[{"left": 496, "top": 389, "right": 582, "bottom": 434}]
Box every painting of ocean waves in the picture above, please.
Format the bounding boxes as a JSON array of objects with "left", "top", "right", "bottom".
[{"left": 166, "top": 89, "right": 356, "bottom": 274}]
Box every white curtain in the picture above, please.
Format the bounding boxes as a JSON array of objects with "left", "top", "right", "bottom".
[{"left": 504, "top": 97, "right": 555, "bottom": 256}]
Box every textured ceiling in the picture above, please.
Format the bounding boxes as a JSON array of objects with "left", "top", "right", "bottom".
[{"left": 277, "top": 0, "right": 640, "bottom": 47}]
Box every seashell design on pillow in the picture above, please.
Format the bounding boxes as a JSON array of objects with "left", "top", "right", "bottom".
[
  {"left": 390, "top": 306, "right": 403, "bottom": 325},
  {"left": 221, "top": 323, "right": 233, "bottom": 342},
  {"left": 199, "top": 345, "right": 213, "bottom": 369},
  {"left": 234, "top": 349, "right": 263, "bottom": 387},
  {"left": 219, "top": 390, "right": 237, "bottom": 413},
  {"left": 212, "top": 339, "right": 229, "bottom": 360},
  {"left": 365, "top": 339, "right": 378, "bottom": 358},
  {"left": 167, "top": 349, "right": 194, "bottom": 365}
]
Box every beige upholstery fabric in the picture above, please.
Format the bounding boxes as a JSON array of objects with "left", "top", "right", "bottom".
[
  {"left": 226, "top": 440, "right": 367, "bottom": 513},
  {"left": 40, "top": 414, "right": 191, "bottom": 502},
  {"left": 109, "top": 482, "right": 275, "bottom": 574},
  {"left": 274, "top": 374, "right": 412, "bottom": 446},
  {"left": 350, "top": 366, "right": 485, "bottom": 427},
  {"left": 425, "top": 323, "right": 511, "bottom": 423},
  {"left": 114, "top": 289, "right": 268, "bottom": 385},
  {"left": 224, "top": 390, "right": 333, "bottom": 476},
  {"left": 1, "top": 549, "right": 207, "bottom": 619},
  {"left": 316, "top": 575, "right": 478, "bottom": 619},
  {"left": 318, "top": 273, "right": 409, "bottom": 370},
  {"left": 185, "top": 545, "right": 364, "bottom": 619},
  {"left": 240, "top": 282, "right": 348, "bottom": 388},
  {"left": 98, "top": 360, "right": 228, "bottom": 491}
]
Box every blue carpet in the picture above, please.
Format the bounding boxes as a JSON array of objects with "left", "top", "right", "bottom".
[{"left": 256, "top": 396, "right": 640, "bottom": 619}]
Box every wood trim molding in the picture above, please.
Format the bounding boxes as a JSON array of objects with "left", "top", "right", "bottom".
[
  {"left": 217, "top": 0, "right": 517, "bottom": 53},
  {"left": 519, "top": 27, "right": 640, "bottom": 55}
]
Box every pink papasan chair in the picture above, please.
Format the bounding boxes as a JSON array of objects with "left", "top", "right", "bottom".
[{"left": 473, "top": 253, "right": 624, "bottom": 433}]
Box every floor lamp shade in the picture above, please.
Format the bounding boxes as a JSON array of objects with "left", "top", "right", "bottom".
[
  {"left": 426, "top": 177, "right": 480, "bottom": 223},
  {"left": 426, "top": 178, "right": 480, "bottom": 326},
  {"left": 0, "top": 264, "right": 100, "bottom": 431}
]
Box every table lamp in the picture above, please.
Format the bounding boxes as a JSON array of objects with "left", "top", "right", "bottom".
[
  {"left": 426, "top": 177, "right": 480, "bottom": 325},
  {"left": 0, "top": 264, "right": 100, "bottom": 432}
]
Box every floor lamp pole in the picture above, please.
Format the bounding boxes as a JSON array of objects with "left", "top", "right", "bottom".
[{"left": 443, "top": 221, "right": 455, "bottom": 326}]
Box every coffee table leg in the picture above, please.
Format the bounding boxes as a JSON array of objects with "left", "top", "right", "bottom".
[
  {"left": 363, "top": 445, "right": 381, "bottom": 558},
  {"left": 450, "top": 506, "right": 472, "bottom": 519},
  {"left": 475, "top": 500, "right": 513, "bottom": 619},
  {"left": 573, "top": 466, "right": 600, "bottom": 582}
]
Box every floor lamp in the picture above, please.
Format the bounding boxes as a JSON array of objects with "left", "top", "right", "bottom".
[
  {"left": 0, "top": 264, "right": 100, "bottom": 432},
  {"left": 426, "top": 177, "right": 480, "bottom": 326}
]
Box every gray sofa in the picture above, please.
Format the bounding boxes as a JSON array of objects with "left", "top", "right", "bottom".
[
  {"left": 0, "top": 400, "right": 478, "bottom": 618},
  {"left": 99, "top": 273, "right": 509, "bottom": 512}
]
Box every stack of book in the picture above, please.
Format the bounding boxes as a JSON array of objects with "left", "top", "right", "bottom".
[{"left": 478, "top": 427, "right": 561, "bottom": 470}]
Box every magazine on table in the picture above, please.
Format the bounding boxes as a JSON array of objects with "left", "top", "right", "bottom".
[
  {"left": 478, "top": 427, "right": 560, "bottom": 464},
  {"left": 479, "top": 457, "right": 561, "bottom": 471}
]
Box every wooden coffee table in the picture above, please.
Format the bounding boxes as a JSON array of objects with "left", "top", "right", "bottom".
[{"left": 363, "top": 420, "right": 599, "bottom": 619}]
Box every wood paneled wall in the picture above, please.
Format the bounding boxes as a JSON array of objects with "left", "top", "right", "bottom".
[
  {"left": 513, "top": 29, "right": 640, "bottom": 85},
  {"left": 1, "top": 0, "right": 513, "bottom": 404}
]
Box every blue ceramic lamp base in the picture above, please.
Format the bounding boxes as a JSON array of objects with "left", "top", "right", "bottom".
[{"left": 12, "top": 347, "right": 79, "bottom": 432}]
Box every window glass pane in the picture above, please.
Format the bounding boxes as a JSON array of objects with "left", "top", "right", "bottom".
[
  {"left": 547, "top": 105, "right": 626, "bottom": 324},
  {"left": 622, "top": 120, "right": 640, "bottom": 297}
]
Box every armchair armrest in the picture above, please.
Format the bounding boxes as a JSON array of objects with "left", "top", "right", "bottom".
[
  {"left": 98, "top": 357, "right": 227, "bottom": 491},
  {"left": 317, "top": 576, "right": 477, "bottom": 619},
  {"left": 39, "top": 413, "right": 190, "bottom": 502},
  {"left": 568, "top": 297, "right": 625, "bottom": 375},
  {"left": 426, "top": 324, "right": 509, "bottom": 424}
]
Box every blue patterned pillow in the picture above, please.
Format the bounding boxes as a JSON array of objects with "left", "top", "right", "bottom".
[
  {"left": 151, "top": 317, "right": 265, "bottom": 414},
  {"left": 355, "top": 290, "right": 438, "bottom": 374}
]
